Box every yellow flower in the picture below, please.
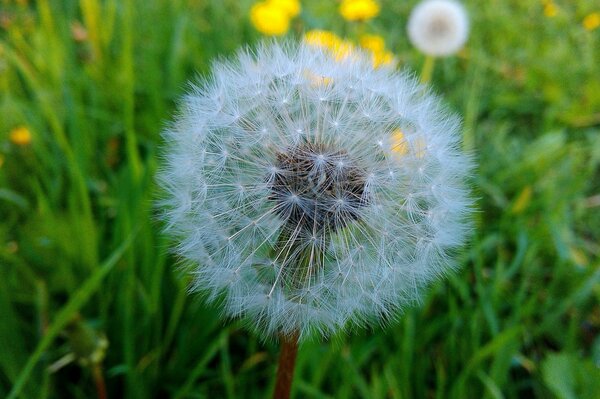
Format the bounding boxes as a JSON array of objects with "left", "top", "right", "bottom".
[
  {"left": 543, "top": 2, "right": 558, "bottom": 18},
  {"left": 304, "top": 30, "right": 343, "bottom": 50},
  {"left": 9, "top": 126, "right": 32, "bottom": 146},
  {"left": 371, "top": 50, "right": 394, "bottom": 67},
  {"left": 334, "top": 40, "right": 356, "bottom": 60},
  {"left": 359, "top": 34, "right": 395, "bottom": 67},
  {"left": 268, "top": 0, "right": 301, "bottom": 18},
  {"left": 391, "top": 129, "right": 408, "bottom": 156},
  {"left": 583, "top": 12, "right": 600, "bottom": 31},
  {"left": 250, "top": 1, "right": 290, "bottom": 36},
  {"left": 339, "top": 0, "right": 380, "bottom": 22},
  {"left": 359, "top": 34, "right": 385, "bottom": 53},
  {"left": 304, "top": 30, "right": 355, "bottom": 60},
  {"left": 390, "top": 130, "right": 426, "bottom": 159}
]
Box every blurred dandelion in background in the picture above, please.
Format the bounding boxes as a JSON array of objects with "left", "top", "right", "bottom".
[
  {"left": 407, "top": 0, "right": 469, "bottom": 57},
  {"left": 302, "top": 30, "right": 395, "bottom": 67},
  {"left": 303, "top": 29, "right": 355, "bottom": 60}
]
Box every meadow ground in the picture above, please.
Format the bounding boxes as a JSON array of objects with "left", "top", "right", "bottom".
[{"left": 1, "top": 0, "right": 599, "bottom": 398}]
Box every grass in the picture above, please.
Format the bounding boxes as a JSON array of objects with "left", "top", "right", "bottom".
[{"left": 1, "top": 0, "right": 599, "bottom": 398}]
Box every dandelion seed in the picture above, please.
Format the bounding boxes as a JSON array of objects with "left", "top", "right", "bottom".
[
  {"left": 159, "top": 41, "right": 473, "bottom": 341},
  {"left": 408, "top": 0, "right": 469, "bottom": 57}
]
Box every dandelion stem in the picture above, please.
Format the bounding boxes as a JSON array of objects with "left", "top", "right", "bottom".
[
  {"left": 92, "top": 364, "right": 107, "bottom": 399},
  {"left": 273, "top": 331, "right": 300, "bottom": 399},
  {"left": 420, "top": 55, "right": 435, "bottom": 84}
]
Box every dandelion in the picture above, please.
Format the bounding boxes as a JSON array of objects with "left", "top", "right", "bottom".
[
  {"left": 269, "top": 0, "right": 301, "bottom": 18},
  {"left": 359, "top": 34, "right": 385, "bottom": 53},
  {"left": 407, "top": 0, "right": 469, "bottom": 57},
  {"left": 339, "top": 0, "right": 380, "bottom": 22},
  {"left": 159, "top": 41, "right": 472, "bottom": 397},
  {"left": 250, "top": 1, "right": 291, "bottom": 36},
  {"left": 543, "top": 1, "right": 558, "bottom": 18},
  {"left": 583, "top": 12, "right": 600, "bottom": 31},
  {"left": 359, "top": 34, "right": 396, "bottom": 67},
  {"left": 160, "top": 39, "right": 473, "bottom": 338},
  {"left": 303, "top": 29, "right": 355, "bottom": 61},
  {"left": 304, "top": 29, "right": 344, "bottom": 50},
  {"left": 9, "top": 126, "right": 32, "bottom": 146}
]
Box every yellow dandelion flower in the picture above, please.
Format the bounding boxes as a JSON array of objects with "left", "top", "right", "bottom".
[
  {"left": 334, "top": 40, "right": 356, "bottom": 60},
  {"left": 303, "top": 30, "right": 355, "bottom": 61},
  {"left": 9, "top": 126, "right": 32, "bottom": 146},
  {"left": 391, "top": 129, "right": 409, "bottom": 156},
  {"left": 371, "top": 50, "right": 395, "bottom": 67},
  {"left": 359, "top": 34, "right": 386, "bottom": 53},
  {"left": 339, "top": 0, "right": 380, "bottom": 22},
  {"left": 268, "top": 0, "right": 301, "bottom": 18},
  {"left": 359, "top": 34, "right": 395, "bottom": 67},
  {"left": 543, "top": 2, "right": 558, "bottom": 18},
  {"left": 250, "top": 1, "right": 290, "bottom": 36},
  {"left": 304, "top": 30, "right": 343, "bottom": 50},
  {"left": 583, "top": 12, "right": 600, "bottom": 31}
]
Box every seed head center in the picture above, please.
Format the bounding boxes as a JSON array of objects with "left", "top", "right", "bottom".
[{"left": 270, "top": 142, "right": 369, "bottom": 235}]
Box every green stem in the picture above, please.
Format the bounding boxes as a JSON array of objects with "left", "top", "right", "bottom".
[{"left": 420, "top": 55, "right": 435, "bottom": 84}]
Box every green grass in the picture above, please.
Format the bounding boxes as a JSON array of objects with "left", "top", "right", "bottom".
[{"left": 1, "top": 0, "right": 599, "bottom": 398}]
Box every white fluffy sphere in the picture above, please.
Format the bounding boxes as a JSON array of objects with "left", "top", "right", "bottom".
[
  {"left": 159, "top": 41, "right": 473, "bottom": 340},
  {"left": 408, "top": 0, "right": 469, "bottom": 57}
]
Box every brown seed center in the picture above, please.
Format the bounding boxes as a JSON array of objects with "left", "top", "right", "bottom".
[{"left": 269, "top": 142, "right": 369, "bottom": 236}]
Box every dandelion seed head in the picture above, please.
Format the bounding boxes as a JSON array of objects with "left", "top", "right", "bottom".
[
  {"left": 158, "top": 41, "right": 473, "bottom": 340},
  {"left": 408, "top": 0, "right": 469, "bottom": 57}
]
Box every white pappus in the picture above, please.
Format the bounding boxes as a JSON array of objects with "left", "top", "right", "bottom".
[{"left": 158, "top": 41, "right": 473, "bottom": 341}]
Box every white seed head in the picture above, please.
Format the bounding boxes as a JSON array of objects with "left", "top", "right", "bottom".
[
  {"left": 408, "top": 0, "right": 469, "bottom": 57},
  {"left": 158, "top": 41, "right": 474, "bottom": 341}
]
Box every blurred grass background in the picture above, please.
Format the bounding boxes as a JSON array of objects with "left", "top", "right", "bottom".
[{"left": 1, "top": 0, "right": 599, "bottom": 398}]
